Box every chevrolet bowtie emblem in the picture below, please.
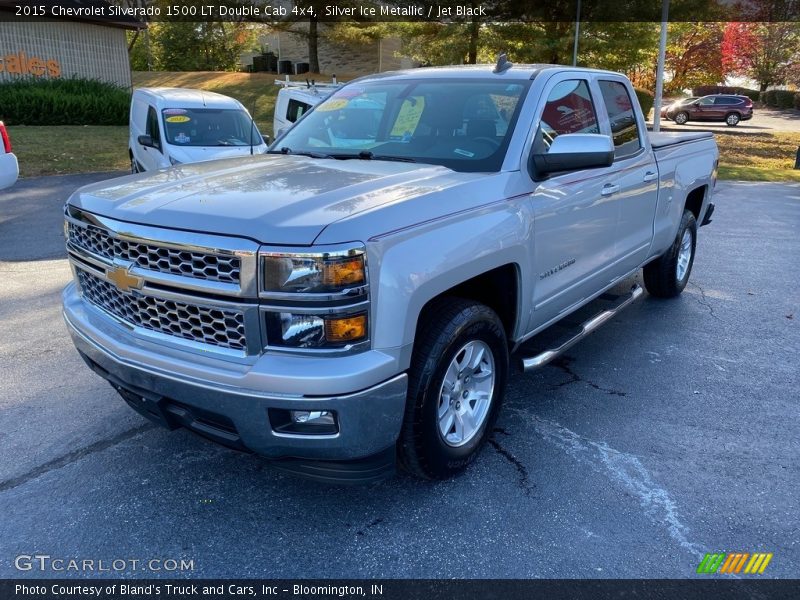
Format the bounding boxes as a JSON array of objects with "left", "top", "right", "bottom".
[{"left": 107, "top": 266, "right": 143, "bottom": 292}]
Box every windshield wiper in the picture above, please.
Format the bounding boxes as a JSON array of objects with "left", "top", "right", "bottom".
[
  {"left": 267, "top": 147, "right": 332, "bottom": 159},
  {"left": 330, "top": 151, "right": 416, "bottom": 163}
]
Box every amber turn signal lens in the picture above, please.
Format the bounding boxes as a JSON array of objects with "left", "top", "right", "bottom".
[
  {"left": 324, "top": 314, "right": 367, "bottom": 344},
  {"left": 323, "top": 257, "right": 365, "bottom": 288}
]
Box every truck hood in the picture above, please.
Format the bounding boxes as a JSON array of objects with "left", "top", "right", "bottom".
[{"left": 68, "top": 155, "right": 465, "bottom": 245}]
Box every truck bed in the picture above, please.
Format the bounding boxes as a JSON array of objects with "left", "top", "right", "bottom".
[{"left": 648, "top": 131, "right": 714, "bottom": 149}]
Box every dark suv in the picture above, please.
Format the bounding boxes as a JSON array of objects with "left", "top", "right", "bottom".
[{"left": 666, "top": 94, "right": 753, "bottom": 126}]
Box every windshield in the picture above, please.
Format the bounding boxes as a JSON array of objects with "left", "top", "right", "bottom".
[
  {"left": 274, "top": 78, "right": 530, "bottom": 172},
  {"left": 161, "top": 108, "right": 260, "bottom": 147}
]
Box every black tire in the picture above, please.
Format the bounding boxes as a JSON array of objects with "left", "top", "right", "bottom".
[
  {"left": 130, "top": 153, "right": 139, "bottom": 174},
  {"left": 643, "top": 209, "right": 697, "bottom": 298},
  {"left": 398, "top": 297, "right": 509, "bottom": 479},
  {"left": 674, "top": 111, "right": 689, "bottom": 125},
  {"left": 725, "top": 112, "right": 740, "bottom": 126}
]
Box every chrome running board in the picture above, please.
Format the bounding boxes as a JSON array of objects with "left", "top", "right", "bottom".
[{"left": 521, "top": 284, "right": 643, "bottom": 372}]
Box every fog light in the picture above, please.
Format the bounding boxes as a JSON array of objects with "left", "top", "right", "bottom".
[
  {"left": 268, "top": 408, "right": 338, "bottom": 435},
  {"left": 291, "top": 410, "right": 335, "bottom": 425}
]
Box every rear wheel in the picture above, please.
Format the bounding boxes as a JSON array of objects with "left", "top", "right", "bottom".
[
  {"left": 643, "top": 209, "right": 697, "bottom": 298},
  {"left": 398, "top": 298, "right": 508, "bottom": 479},
  {"left": 725, "top": 112, "right": 740, "bottom": 126},
  {"left": 674, "top": 111, "right": 689, "bottom": 125}
]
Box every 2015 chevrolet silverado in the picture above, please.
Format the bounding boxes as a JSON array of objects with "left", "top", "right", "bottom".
[{"left": 62, "top": 62, "right": 718, "bottom": 482}]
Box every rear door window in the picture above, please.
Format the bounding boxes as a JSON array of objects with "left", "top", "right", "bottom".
[
  {"left": 287, "top": 99, "right": 311, "bottom": 123},
  {"left": 598, "top": 80, "right": 642, "bottom": 159}
]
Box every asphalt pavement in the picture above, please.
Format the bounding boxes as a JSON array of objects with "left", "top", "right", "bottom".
[{"left": 0, "top": 173, "right": 798, "bottom": 578}]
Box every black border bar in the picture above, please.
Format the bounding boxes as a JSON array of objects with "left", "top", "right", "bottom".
[
  {"left": 3, "top": 580, "right": 800, "bottom": 600},
  {"left": 2, "top": 0, "right": 800, "bottom": 23}
]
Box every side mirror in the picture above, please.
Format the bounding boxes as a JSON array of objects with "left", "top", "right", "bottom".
[
  {"left": 530, "top": 133, "right": 614, "bottom": 177},
  {"left": 262, "top": 134, "right": 270, "bottom": 145},
  {"left": 137, "top": 134, "right": 156, "bottom": 149}
]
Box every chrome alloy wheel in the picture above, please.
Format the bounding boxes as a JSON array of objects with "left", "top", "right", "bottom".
[
  {"left": 437, "top": 340, "right": 496, "bottom": 447},
  {"left": 676, "top": 228, "right": 693, "bottom": 281}
]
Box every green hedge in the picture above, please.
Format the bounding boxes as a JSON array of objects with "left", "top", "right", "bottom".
[
  {"left": 735, "top": 88, "right": 761, "bottom": 102},
  {"left": 634, "top": 88, "right": 654, "bottom": 117},
  {"left": 761, "top": 90, "right": 778, "bottom": 106},
  {"left": 795, "top": 94, "right": 800, "bottom": 110},
  {"left": 774, "top": 90, "right": 797, "bottom": 109},
  {"left": 0, "top": 78, "right": 130, "bottom": 126}
]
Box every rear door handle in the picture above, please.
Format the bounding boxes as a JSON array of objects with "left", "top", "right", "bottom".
[
  {"left": 643, "top": 171, "right": 657, "bottom": 182},
  {"left": 601, "top": 183, "right": 620, "bottom": 197}
]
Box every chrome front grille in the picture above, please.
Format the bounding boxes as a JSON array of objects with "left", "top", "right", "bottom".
[
  {"left": 67, "top": 222, "right": 241, "bottom": 284},
  {"left": 65, "top": 206, "right": 260, "bottom": 356},
  {"left": 76, "top": 268, "right": 248, "bottom": 351}
]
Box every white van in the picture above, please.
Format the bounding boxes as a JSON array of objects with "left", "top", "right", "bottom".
[
  {"left": 129, "top": 88, "right": 268, "bottom": 172},
  {"left": 273, "top": 78, "right": 342, "bottom": 140}
]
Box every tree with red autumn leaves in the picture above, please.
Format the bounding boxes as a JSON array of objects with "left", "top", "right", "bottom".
[{"left": 722, "top": 22, "right": 800, "bottom": 91}]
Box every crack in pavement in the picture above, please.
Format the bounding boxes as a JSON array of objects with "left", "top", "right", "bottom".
[
  {"left": 489, "top": 431, "right": 534, "bottom": 497},
  {"left": 550, "top": 356, "right": 627, "bottom": 397},
  {"left": 356, "top": 517, "right": 385, "bottom": 536},
  {"left": 688, "top": 282, "right": 722, "bottom": 322},
  {"left": 508, "top": 409, "right": 704, "bottom": 559},
  {"left": 0, "top": 423, "right": 155, "bottom": 494}
]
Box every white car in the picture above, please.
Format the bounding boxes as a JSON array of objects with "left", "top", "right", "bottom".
[
  {"left": 129, "top": 88, "right": 268, "bottom": 173},
  {"left": 0, "top": 121, "right": 19, "bottom": 190}
]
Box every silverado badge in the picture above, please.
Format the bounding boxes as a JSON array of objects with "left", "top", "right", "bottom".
[
  {"left": 107, "top": 266, "right": 143, "bottom": 292},
  {"left": 539, "top": 258, "right": 576, "bottom": 280}
]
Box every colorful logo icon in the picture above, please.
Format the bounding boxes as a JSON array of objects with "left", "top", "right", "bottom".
[{"left": 697, "top": 552, "right": 773, "bottom": 574}]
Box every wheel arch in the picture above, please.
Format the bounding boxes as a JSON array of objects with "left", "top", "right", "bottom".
[
  {"left": 683, "top": 184, "right": 707, "bottom": 222},
  {"left": 415, "top": 263, "right": 521, "bottom": 344}
]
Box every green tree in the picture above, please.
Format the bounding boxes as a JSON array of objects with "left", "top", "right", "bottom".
[
  {"left": 128, "top": 21, "right": 260, "bottom": 71},
  {"left": 580, "top": 22, "right": 659, "bottom": 86},
  {"left": 665, "top": 23, "right": 725, "bottom": 93}
]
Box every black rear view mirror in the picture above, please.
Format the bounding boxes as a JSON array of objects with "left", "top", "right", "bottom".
[{"left": 137, "top": 135, "right": 155, "bottom": 148}]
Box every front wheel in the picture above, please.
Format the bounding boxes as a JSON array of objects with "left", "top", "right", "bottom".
[
  {"left": 643, "top": 209, "right": 697, "bottom": 298},
  {"left": 130, "top": 154, "right": 139, "bottom": 174},
  {"left": 398, "top": 298, "right": 509, "bottom": 479},
  {"left": 725, "top": 112, "right": 740, "bottom": 126},
  {"left": 674, "top": 111, "right": 689, "bottom": 125}
]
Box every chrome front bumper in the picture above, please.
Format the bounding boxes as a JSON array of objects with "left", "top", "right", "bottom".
[{"left": 63, "top": 283, "right": 408, "bottom": 468}]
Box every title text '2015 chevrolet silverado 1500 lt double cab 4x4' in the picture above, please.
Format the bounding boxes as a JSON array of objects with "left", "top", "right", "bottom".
[{"left": 63, "top": 61, "right": 718, "bottom": 483}]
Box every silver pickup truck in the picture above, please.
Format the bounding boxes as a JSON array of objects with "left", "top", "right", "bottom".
[{"left": 63, "top": 63, "right": 718, "bottom": 483}]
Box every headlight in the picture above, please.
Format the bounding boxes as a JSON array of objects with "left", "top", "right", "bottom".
[
  {"left": 264, "top": 311, "right": 368, "bottom": 349},
  {"left": 259, "top": 245, "right": 370, "bottom": 352},
  {"left": 169, "top": 155, "right": 182, "bottom": 165},
  {"left": 260, "top": 246, "right": 366, "bottom": 296}
]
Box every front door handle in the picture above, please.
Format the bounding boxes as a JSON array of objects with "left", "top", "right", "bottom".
[
  {"left": 643, "top": 171, "right": 657, "bottom": 182},
  {"left": 601, "top": 183, "right": 620, "bottom": 197}
]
